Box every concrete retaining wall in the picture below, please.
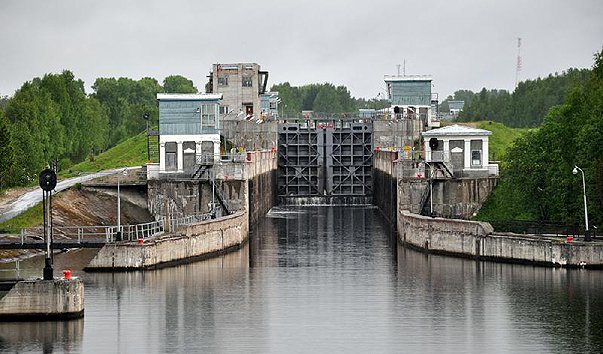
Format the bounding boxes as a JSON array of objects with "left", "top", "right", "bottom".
[
  {"left": 0, "top": 279, "right": 84, "bottom": 320},
  {"left": 86, "top": 211, "right": 248, "bottom": 270},
  {"left": 373, "top": 149, "right": 498, "bottom": 219},
  {"left": 398, "top": 210, "right": 603, "bottom": 268}
]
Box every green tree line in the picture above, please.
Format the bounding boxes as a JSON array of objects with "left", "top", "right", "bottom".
[
  {"left": 446, "top": 68, "right": 591, "bottom": 127},
  {"left": 0, "top": 72, "right": 196, "bottom": 189},
  {"left": 478, "top": 49, "right": 603, "bottom": 228},
  {"left": 270, "top": 82, "right": 389, "bottom": 115}
]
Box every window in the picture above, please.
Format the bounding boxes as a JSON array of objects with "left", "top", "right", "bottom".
[
  {"left": 219, "top": 105, "right": 229, "bottom": 115},
  {"left": 269, "top": 101, "right": 277, "bottom": 110},
  {"left": 218, "top": 76, "right": 228, "bottom": 86},
  {"left": 471, "top": 150, "right": 481, "bottom": 167},
  {"left": 165, "top": 142, "right": 177, "bottom": 171},
  {"left": 242, "top": 76, "right": 253, "bottom": 87},
  {"left": 201, "top": 104, "right": 216, "bottom": 127}
]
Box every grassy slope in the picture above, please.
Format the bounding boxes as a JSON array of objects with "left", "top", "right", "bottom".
[
  {"left": 0, "top": 131, "right": 147, "bottom": 230},
  {"left": 60, "top": 131, "right": 148, "bottom": 178},
  {"left": 475, "top": 121, "right": 530, "bottom": 162}
]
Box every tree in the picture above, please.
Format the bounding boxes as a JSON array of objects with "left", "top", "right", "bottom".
[
  {"left": 0, "top": 111, "right": 14, "bottom": 190},
  {"left": 163, "top": 75, "right": 197, "bottom": 93},
  {"left": 92, "top": 77, "right": 161, "bottom": 146},
  {"left": 488, "top": 48, "right": 603, "bottom": 226},
  {"left": 456, "top": 69, "right": 590, "bottom": 127},
  {"left": 5, "top": 81, "right": 63, "bottom": 184}
]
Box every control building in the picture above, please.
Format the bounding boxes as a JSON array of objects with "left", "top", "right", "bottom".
[
  {"left": 206, "top": 63, "right": 269, "bottom": 118},
  {"left": 154, "top": 93, "right": 222, "bottom": 176},
  {"left": 384, "top": 75, "right": 439, "bottom": 128}
]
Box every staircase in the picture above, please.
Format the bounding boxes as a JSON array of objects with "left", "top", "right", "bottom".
[
  {"left": 430, "top": 161, "right": 454, "bottom": 178},
  {"left": 211, "top": 179, "right": 232, "bottom": 215},
  {"left": 192, "top": 164, "right": 211, "bottom": 180}
]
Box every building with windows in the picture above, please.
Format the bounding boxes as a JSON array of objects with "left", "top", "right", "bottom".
[
  {"left": 448, "top": 100, "right": 465, "bottom": 116},
  {"left": 206, "top": 63, "right": 270, "bottom": 119},
  {"left": 422, "top": 124, "right": 499, "bottom": 177},
  {"left": 155, "top": 93, "right": 222, "bottom": 176},
  {"left": 384, "top": 75, "right": 438, "bottom": 128},
  {"left": 260, "top": 91, "right": 280, "bottom": 120}
]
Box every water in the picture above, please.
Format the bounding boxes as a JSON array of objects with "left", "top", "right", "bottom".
[{"left": 1, "top": 206, "right": 602, "bottom": 353}]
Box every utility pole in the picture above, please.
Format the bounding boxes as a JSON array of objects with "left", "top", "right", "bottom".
[{"left": 515, "top": 37, "right": 522, "bottom": 89}]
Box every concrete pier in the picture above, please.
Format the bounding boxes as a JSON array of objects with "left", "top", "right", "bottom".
[
  {"left": 398, "top": 211, "right": 603, "bottom": 268},
  {"left": 0, "top": 279, "right": 84, "bottom": 321},
  {"left": 85, "top": 211, "right": 249, "bottom": 270}
]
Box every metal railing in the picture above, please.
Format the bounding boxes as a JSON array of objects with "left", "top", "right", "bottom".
[
  {"left": 0, "top": 260, "right": 20, "bottom": 279},
  {"left": 0, "top": 212, "right": 214, "bottom": 246}
]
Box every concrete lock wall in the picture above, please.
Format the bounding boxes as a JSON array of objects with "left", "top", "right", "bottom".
[
  {"left": 374, "top": 150, "right": 603, "bottom": 268},
  {"left": 373, "top": 149, "right": 497, "bottom": 219},
  {"left": 86, "top": 211, "right": 248, "bottom": 270},
  {"left": 0, "top": 279, "right": 84, "bottom": 320},
  {"left": 398, "top": 211, "right": 603, "bottom": 268}
]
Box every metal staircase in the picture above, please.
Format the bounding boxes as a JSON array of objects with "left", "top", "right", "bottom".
[{"left": 211, "top": 179, "right": 232, "bottom": 215}]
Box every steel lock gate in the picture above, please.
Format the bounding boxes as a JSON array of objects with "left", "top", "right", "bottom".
[{"left": 277, "top": 121, "right": 373, "bottom": 204}]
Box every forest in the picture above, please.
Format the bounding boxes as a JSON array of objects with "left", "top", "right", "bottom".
[
  {"left": 270, "top": 82, "right": 389, "bottom": 115},
  {"left": 477, "top": 50, "right": 603, "bottom": 228},
  {"left": 444, "top": 68, "right": 591, "bottom": 127},
  {"left": 0, "top": 72, "right": 196, "bottom": 189}
]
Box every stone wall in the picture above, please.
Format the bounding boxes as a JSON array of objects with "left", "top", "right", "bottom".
[
  {"left": 248, "top": 169, "right": 277, "bottom": 227},
  {"left": 373, "top": 149, "right": 497, "bottom": 219},
  {"left": 398, "top": 211, "right": 603, "bottom": 268},
  {"left": 0, "top": 279, "right": 84, "bottom": 320},
  {"left": 85, "top": 211, "right": 248, "bottom": 270},
  {"left": 147, "top": 150, "right": 277, "bottom": 221},
  {"left": 428, "top": 177, "right": 498, "bottom": 218}
]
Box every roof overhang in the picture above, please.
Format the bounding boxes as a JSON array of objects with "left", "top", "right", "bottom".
[
  {"left": 422, "top": 124, "right": 492, "bottom": 137},
  {"left": 157, "top": 93, "right": 223, "bottom": 101}
]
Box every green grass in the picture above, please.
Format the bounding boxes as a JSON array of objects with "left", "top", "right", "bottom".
[
  {"left": 0, "top": 132, "right": 148, "bottom": 230},
  {"left": 475, "top": 121, "right": 530, "bottom": 162},
  {"left": 0, "top": 202, "right": 44, "bottom": 231},
  {"left": 60, "top": 131, "right": 148, "bottom": 178}
]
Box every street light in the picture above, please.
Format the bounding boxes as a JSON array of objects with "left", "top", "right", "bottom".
[
  {"left": 116, "top": 168, "right": 128, "bottom": 241},
  {"left": 143, "top": 112, "right": 150, "bottom": 162},
  {"left": 573, "top": 165, "right": 590, "bottom": 241}
]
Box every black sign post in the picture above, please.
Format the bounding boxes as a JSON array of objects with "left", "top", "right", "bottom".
[{"left": 39, "top": 169, "right": 57, "bottom": 280}]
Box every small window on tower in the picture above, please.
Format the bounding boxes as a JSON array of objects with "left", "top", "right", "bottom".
[
  {"left": 242, "top": 76, "right": 253, "bottom": 87},
  {"left": 218, "top": 76, "right": 228, "bottom": 86}
]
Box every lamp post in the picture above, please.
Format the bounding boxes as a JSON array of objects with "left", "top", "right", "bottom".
[
  {"left": 116, "top": 168, "right": 128, "bottom": 241},
  {"left": 143, "top": 112, "right": 150, "bottom": 162},
  {"left": 573, "top": 165, "right": 590, "bottom": 241}
]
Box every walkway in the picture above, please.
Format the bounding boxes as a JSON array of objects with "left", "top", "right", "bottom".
[{"left": 0, "top": 167, "right": 141, "bottom": 223}]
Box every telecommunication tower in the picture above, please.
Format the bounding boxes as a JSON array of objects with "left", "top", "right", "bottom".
[{"left": 515, "top": 37, "right": 522, "bottom": 88}]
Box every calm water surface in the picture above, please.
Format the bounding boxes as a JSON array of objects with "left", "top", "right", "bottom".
[{"left": 0, "top": 206, "right": 602, "bottom": 353}]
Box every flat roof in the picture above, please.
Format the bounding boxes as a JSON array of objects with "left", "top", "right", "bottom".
[
  {"left": 157, "top": 93, "right": 223, "bottom": 101},
  {"left": 422, "top": 124, "right": 492, "bottom": 137},
  {"left": 384, "top": 75, "right": 432, "bottom": 82}
]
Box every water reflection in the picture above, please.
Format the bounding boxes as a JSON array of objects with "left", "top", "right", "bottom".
[
  {"left": 0, "top": 319, "right": 84, "bottom": 353},
  {"left": 0, "top": 206, "right": 601, "bottom": 353}
]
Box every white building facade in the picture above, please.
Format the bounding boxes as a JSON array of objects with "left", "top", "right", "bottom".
[
  {"left": 422, "top": 124, "right": 498, "bottom": 177},
  {"left": 154, "top": 93, "right": 223, "bottom": 176}
]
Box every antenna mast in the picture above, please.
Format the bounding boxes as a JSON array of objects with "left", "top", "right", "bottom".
[{"left": 515, "top": 37, "right": 522, "bottom": 89}]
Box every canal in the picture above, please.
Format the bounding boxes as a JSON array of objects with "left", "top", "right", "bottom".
[{"left": 1, "top": 206, "right": 602, "bottom": 353}]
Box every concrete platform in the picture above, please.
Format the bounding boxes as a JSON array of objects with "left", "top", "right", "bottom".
[{"left": 0, "top": 279, "right": 84, "bottom": 321}]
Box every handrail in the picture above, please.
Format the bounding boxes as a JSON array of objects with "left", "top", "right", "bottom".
[{"left": 0, "top": 212, "right": 214, "bottom": 245}]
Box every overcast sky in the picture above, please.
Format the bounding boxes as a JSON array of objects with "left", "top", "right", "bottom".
[{"left": 0, "top": 0, "right": 601, "bottom": 100}]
